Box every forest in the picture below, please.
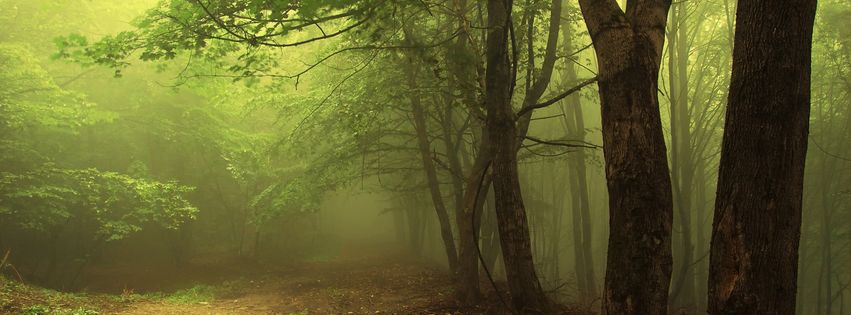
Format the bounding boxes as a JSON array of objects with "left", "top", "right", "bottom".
[{"left": 0, "top": 0, "right": 848, "bottom": 314}]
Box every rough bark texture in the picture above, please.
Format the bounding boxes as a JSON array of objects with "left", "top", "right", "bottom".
[
  {"left": 576, "top": 0, "right": 674, "bottom": 313},
  {"left": 707, "top": 0, "right": 816, "bottom": 313},
  {"left": 485, "top": 0, "right": 550, "bottom": 312}
]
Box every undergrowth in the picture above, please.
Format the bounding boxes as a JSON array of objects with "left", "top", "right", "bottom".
[{"left": 1, "top": 277, "right": 104, "bottom": 315}]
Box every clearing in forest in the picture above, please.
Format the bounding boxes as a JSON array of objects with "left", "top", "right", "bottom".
[{"left": 2, "top": 246, "right": 519, "bottom": 315}]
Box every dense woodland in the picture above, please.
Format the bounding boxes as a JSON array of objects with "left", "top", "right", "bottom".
[{"left": 0, "top": 0, "right": 848, "bottom": 314}]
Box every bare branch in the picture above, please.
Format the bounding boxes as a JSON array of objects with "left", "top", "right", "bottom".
[
  {"left": 515, "top": 76, "right": 598, "bottom": 118},
  {"left": 524, "top": 135, "right": 600, "bottom": 149}
]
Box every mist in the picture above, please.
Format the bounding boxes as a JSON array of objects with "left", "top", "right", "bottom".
[{"left": 0, "top": 0, "right": 848, "bottom": 314}]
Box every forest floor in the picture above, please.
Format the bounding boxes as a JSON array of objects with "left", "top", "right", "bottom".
[{"left": 2, "top": 244, "right": 549, "bottom": 314}]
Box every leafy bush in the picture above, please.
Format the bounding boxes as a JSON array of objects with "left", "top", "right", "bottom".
[{"left": 0, "top": 166, "right": 197, "bottom": 241}]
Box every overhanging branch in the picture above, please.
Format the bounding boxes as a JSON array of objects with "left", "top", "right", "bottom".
[
  {"left": 524, "top": 135, "right": 600, "bottom": 149},
  {"left": 515, "top": 76, "right": 598, "bottom": 119}
]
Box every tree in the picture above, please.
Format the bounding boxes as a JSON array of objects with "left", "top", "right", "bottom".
[
  {"left": 665, "top": 1, "right": 697, "bottom": 308},
  {"left": 403, "top": 45, "right": 460, "bottom": 274},
  {"left": 558, "top": 1, "right": 597, "bottom": 298},
  {"left": 0, "top": 43, "right": 199, "bottom": 286},
  {"left": 484, "top": 0, "right": 550, "bottom": 311},
  {"left": 576, "top": 0, "right": 674, "bottom": 313},
  {"left": 799, "top": 3, "right": 851, "bottom": 312},
  {"left": 707, "top": 0, "right": 818, "bottom": 313}
]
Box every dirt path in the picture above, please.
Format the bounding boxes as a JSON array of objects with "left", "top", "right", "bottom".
[
  {"left": 110, "top": 252, "right": 483, "bottom": 315},
  {"left": 3, "top": 246, "right": 586, "bottom": 314}
]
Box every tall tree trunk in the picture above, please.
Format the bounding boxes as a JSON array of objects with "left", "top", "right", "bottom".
[
  {"left": 559, "top": 1, "right": 597, "bottom": 298},
  {"left": 453, "top": 0, "right": 562, "bottom": 306},
  {"left": 455, "top": 124, "right": 490, "bottom": 303},
  {"left": 693, "top": 155, "right": 709, "bottom": 311},
  {"left": 548, "top": 163, "right": 565, "bottom": 285},
  {"left": 485, "top": 0, "right": 550, "bottom": 311},
  {"left": 406, "top": 61, "right": 460, "bottom": 274},
  {"left": 707, "top": 0, "right": 817, "bottom": 313},
  {"left": 568, "top": 167, "right": 589, "bottom": 292},
  {"left": 449, "top": 0, "right": 487, "bottom": 302},
  {"left": 666, "top": 2, "right": 697, "bottom": 309},
  {"left": 571, "top": 104, "right": 598, "bottom": 299},
  {"left": 577, "top": 1, "right": 674, "bottom": 313}
]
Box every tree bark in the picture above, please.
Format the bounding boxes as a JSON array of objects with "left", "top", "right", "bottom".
[
  {"left": 485, "top": 0, "right": 550, "bottom": 312},
  {"left": 576, "top": 1, "right": 674, "bottom": 313},
  {"left": 707, "top": 0, "right": 817, "bottom": 313}
]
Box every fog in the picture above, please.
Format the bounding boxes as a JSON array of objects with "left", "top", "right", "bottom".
[{"left": 0, "top": 0, "right": 848, "bottom": 314}]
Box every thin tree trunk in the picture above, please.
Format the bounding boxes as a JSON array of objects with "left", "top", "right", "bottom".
[
  {"left": 694, "top": 155, "right": 709, "bottom": 311},
  {"left": 573, "top": 105, "right": 598, "bottom": 299},
  {"left": 406, "top": 60, "right": 460, "bottom": 274},
  {"left": 707, "top": 0, "right": 817, "bottom": 313},
  {"left": 667, "top": 2, "right": 696, "bottom": 309},
  {"left": 455, "top": 125, "right": 490, "bottom": 303},
  {"left": 559, "top": 2, "right": 597, "bottom": 297},
  {"left": 447, "top": 0, "right": 488, "bottom": 302},
  {"left": 485, "top": 0, "right": 550, "bottom": 311},
  {"left": 548, "top": 163, "right": 565, "bottom": 285},
  {"left": 577, "top": 1, "right": 674, "bottom": 313}
]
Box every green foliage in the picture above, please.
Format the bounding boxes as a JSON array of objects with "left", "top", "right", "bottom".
[
  {"left": 54, "top": 0, "right": 378, "bottom": 78},
  {"left": 0, "top": 166, "right": 197, "bottom": 241},
  {"left": 21, "top": 304, "right": 51, "bottom": 315},
  {"left": 0, "top": 44, "right": 111, "bottom": 131},
  {"left": 1, "top": 39, "right": 198, "bottom": 247},
  {"left": 1, "top": 280, "right": 101, "bottom": 315}
]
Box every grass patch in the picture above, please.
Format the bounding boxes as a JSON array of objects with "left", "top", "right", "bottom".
[
  {"left": 21, "top": 304, "right": 99, "bottom": 315},
  {"left": 1, "top": 278, "right": 105, "bottom": 315},
  {"left": 161, "top": 285, "right": 219, "bottom": 305}
]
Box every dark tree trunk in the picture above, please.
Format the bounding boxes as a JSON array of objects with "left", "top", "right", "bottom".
[
  {"left": 451, "top": 0, "right": 563, "bottom": 305},
  {"left": 707, "top": 0, "right": 817, "bottom": 313},
  {"left": 485, "top": 0, "right": 550, "bottom": 312},
  {"left": 577, "top": 1, "right": 674, "bottom": 313}
]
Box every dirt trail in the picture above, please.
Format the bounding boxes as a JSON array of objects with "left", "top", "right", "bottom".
[{"left": 108, "top": 247, "right": 481, "bottom": 315}]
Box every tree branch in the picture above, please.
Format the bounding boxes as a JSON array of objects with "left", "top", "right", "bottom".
[
  {"left": 515, "top": 76, "right": 598, "bottom": 118},
  {"left": 524, "top": 135, "right": 600, "bottom": 149}
]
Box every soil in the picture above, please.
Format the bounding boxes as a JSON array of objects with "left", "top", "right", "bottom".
[
  {"left": 3, "top": 243, "right": 592, "bottom": 314},
  {"left": 86, "top": 245, "right": 512, "bottom": 314}
]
